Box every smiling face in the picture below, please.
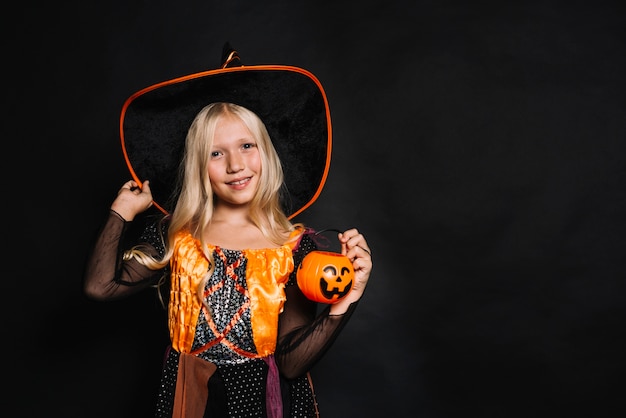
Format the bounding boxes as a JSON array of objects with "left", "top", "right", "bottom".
[{"left": 208, "top": 112, "right": 262, "bottom": 208}]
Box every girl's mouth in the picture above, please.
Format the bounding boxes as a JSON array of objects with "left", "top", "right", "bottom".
[{"left": 227, "top": 177, "right": 251, "bottom": 187}]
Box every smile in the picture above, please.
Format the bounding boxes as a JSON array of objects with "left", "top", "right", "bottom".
[{"left": 227, "top": 177, "right": 251, "bottom": 186}]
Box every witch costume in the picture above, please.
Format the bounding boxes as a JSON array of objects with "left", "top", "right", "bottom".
[{"left": 84, "top": 44, "right": 360, "bottom": 418}]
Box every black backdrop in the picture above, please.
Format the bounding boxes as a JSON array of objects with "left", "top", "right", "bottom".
[{"left": 6, "top": 1, "right": 625, "bottom": 417}]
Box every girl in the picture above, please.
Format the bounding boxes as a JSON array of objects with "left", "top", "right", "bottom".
[{"left": 84, "top": 100, "right": 372, "bottom": 417}]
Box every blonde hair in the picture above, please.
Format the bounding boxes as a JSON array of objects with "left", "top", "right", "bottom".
[{"left": 129, "top": 102, "right": 302, "bottom": 305}]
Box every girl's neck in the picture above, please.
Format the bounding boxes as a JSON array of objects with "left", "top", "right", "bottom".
[
  {"left": 204, "top": 222, "right": 279, "bottom": 250},
  {"left": 205, "top": 206, "right": 277, "bottom": 250},
  {"left": 211, "top": 202, "right": 252, "bottom": 224}
]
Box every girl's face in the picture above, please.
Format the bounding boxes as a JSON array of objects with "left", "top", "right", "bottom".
[{"left": 208, "top": 113, "right": 262, "bottom": 208}]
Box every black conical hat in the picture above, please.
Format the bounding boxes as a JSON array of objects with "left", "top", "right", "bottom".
[{"left": 120, "top": 42, "right": 332, "bottom": 219}]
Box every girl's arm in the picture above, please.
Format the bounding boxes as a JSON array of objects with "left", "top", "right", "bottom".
[
  {"left": 83, "top": 180, "right": 164, "bottom": 300},
  {"left": 83, "top": 210, "right": 165, "bottom": 300},
  {"left": 275, "top": 229, "right": 372, "bottom": 379}
]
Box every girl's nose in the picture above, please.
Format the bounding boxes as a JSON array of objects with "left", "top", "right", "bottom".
[{"left": 227, "top": 154, "right": 244, "bottom": 173}]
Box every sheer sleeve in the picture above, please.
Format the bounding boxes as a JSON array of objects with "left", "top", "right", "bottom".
[
  {"left": 275, "top": 232, "right": 360, "bottom": 379},
  {"left": 83, "top": 210, "right": 168, "bottom": 301}
]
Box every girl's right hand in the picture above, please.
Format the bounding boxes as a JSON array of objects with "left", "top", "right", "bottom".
[{"left": 110, "top": 180, "right": 153, "bottom": 221}]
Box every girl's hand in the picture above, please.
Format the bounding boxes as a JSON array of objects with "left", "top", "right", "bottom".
[
  {"left": 330, "top": 228, "right": 373, "bottom": 314},
  {"left": 110, "top": 180, "right": 153, "bottom": 221}
]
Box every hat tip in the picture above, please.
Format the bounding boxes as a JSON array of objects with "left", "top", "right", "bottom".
[{"left": 221, "top": 41, "right": 243, "bottom": 68}]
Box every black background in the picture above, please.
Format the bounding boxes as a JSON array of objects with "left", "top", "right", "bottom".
[{"left": 6, "top": 1, "right": 625, "bottom": 417}]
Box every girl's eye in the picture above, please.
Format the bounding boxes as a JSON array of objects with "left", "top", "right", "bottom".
[
  {"left": 242, "top": 143, "right": 256, "bottom": 150},
  {"left": 210, "top": 151, "right": 222, "bottom": 158}
]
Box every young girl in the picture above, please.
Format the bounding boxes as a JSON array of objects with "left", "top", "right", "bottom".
[{"left": 84, "top": 99, "right": 372, "bottom": 417}]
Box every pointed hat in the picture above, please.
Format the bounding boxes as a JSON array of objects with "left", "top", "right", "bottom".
[{"left": 120, "top": 42, "right": 332, "bottom": 219}]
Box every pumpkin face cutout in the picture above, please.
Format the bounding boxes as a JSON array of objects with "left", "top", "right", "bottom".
[{"left": 297, "top": 251, "right": 354, "bottom": 303}]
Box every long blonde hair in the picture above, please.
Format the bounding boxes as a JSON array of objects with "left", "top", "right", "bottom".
[{"left": 128, "top": 102, "right": 302, "bottom": 303}]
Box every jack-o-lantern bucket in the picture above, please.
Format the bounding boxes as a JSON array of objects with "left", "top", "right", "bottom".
[{"left": 297, "top": 250, "right": 354, "bottom": 304}]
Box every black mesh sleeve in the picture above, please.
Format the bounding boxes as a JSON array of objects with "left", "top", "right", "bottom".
[
  {"left": 83, "top": 210, "right": 168, "bottom": 301},
  {"left": 275, "top": 231, "right": 360, "bottom": 379}
]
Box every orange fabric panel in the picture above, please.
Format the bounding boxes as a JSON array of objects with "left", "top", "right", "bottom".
[
  {"left": 169, "top": 231, "right": 209, "bottom": 352},
  {"left": 244, "top": 245, "right": 294, "bottom": 356}
]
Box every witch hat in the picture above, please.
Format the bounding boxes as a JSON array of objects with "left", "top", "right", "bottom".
[{"left": 120, "top": 42, "right": 332, "bottom": 219}]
